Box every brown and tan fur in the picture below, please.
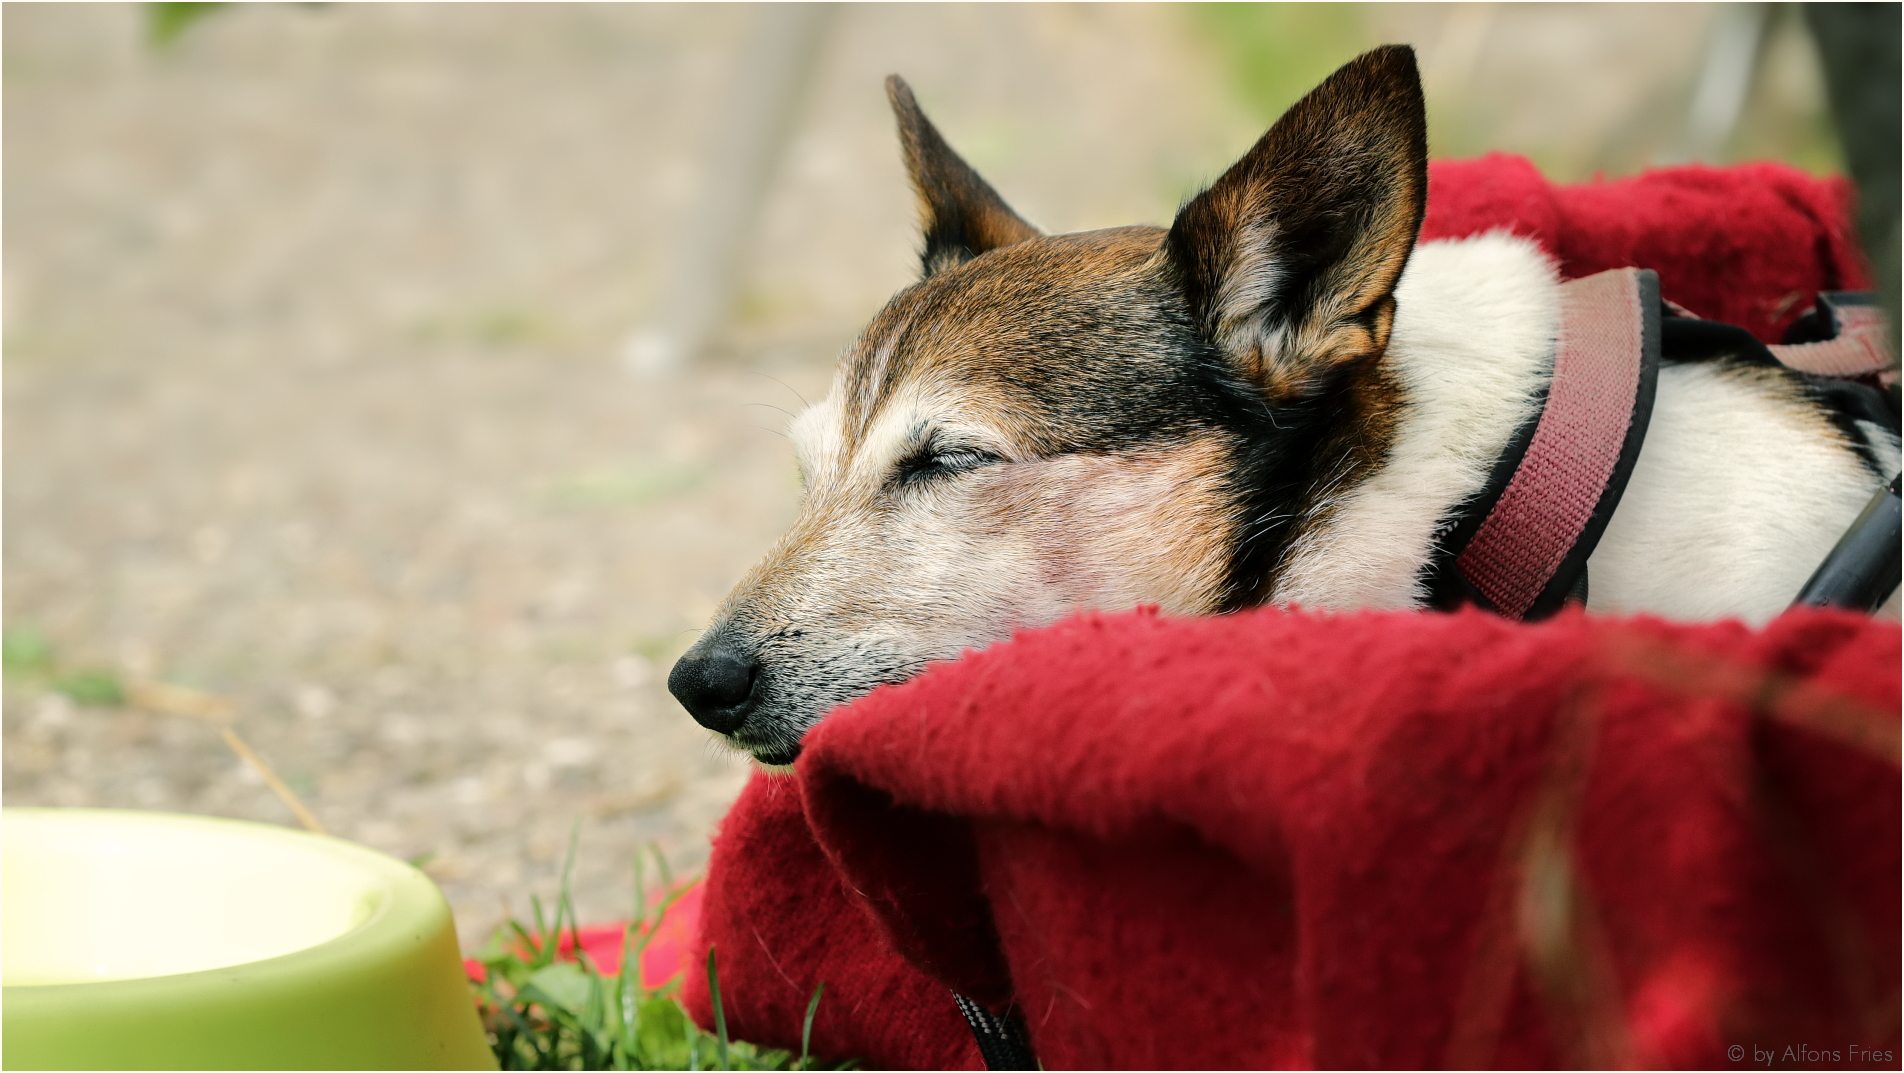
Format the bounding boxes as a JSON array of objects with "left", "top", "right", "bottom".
[
  {"left": 665, "top": 48, "right": 1429, "bottom": 764},
  {"left": 665, "top": 46, "right": 1899, "bottom": 765}
]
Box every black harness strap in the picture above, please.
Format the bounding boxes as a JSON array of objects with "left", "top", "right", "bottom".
[{"left": 952, "top": 992, "right": 1038, "bottom": 1070}]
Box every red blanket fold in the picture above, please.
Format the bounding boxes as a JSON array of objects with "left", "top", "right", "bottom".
[
  {"left": 1422, "top": 154, "right": 1867, "bottom": 342},
  {"left": 686, "top": 607, "right": 1899, "bottom": 1070}
]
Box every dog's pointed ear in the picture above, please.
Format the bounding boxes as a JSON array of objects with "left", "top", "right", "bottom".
[
  {"left": 1164, "top": 45, "right": 1427, "bottom": 401},
  {"left": 887, "top": 75, "right": 1041, "bottom": 278}
]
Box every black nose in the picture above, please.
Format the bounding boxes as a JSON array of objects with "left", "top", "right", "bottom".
[{"left": 668, "top": 641, "right": 759, "bottom": 734}]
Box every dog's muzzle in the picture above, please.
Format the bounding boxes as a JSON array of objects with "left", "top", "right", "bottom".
[{"left": 668, "top": 635, "right": 800, "bottom": 765}]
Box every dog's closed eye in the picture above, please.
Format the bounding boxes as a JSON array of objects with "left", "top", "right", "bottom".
[{"left": 891, "top": 444, "right": 1003, "bottom": 488}]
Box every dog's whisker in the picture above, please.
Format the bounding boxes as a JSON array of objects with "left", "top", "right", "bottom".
[
  {"left": 751, "top": 370, "right": 811, "bottom": 411},
  {"left": 740, "top": 401, "right": 799, "bottom": 421}
]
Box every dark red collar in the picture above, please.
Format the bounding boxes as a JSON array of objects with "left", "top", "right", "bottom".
[
  {"left": 1427, "top": 276, "right": 1897, "bottom": 621},
  {"left": 1426, "top": 268, "right": 1661, "bottom": 621}
]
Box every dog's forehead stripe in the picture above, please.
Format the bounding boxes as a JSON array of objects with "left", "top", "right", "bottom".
[{"left": 842, "top": 288, "right": 932, "bottom": 456}]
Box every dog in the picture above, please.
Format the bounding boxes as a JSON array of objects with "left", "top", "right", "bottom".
[{"left": 669, "top": 46, "right": 1901, "bottom": 766}]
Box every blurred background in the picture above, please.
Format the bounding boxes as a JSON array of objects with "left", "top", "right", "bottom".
[{"left": 2, "top": 2, "right": 1854, "bottom": 944}]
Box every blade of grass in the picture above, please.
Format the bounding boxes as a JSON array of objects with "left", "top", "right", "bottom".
[
  {"left": 655, "top": 846, "right": 675, "bottom": 894},
  {"left": 707, "top": 946, "right": 731, "bottom": 1071},
  {"left": 618, "top": 852, "right": 644, "bottom": 1062},
  {"left": 560, "top": 821, "right": 585, "bottom": 968},
  {"left": 506, "top": 918, "right": 540, "bottom": 975},
  {"left": 583, "top": 969, "right": 604, "bottom": 1058},
  {"left": 799, "top": 982, "right": 825, "bottom": 1070},
  {"left": 616, "top": 984, "right": 637, "bottom": 1069},
  {"left": 633, "top": 849, "right": 650, "bottom": 927},
  {"left": 643, "top": 884, "right": 690, "bottom": 960},
  {"left": 529, "top": 893, "right": 550, "bottom": 963}
]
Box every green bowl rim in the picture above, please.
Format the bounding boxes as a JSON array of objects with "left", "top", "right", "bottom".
[{"left": 2, "top": 807, "right": 448, "bottom": 996}]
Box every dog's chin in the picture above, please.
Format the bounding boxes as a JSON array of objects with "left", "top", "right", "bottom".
[
  {"left": 724, "top": 674, "right": 918, "bottom": 772},
  {"left": 750, "top": 743, "right": 801, "bottom": 770}
]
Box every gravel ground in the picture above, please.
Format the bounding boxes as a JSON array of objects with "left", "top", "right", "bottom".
[
  {"left": 1, "top": 2, "right": 1263, "bottom": 945},
  {"left": 4, "top": 3, "right": 1819, "bottom": 947}
]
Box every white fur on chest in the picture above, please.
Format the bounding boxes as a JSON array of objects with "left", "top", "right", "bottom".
[{"left": 1272, "top": 232, "right": 1558, "bottom": 610}]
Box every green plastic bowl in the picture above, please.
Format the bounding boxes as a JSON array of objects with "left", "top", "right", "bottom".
[{"left": 2, "top": 809, "right": 497, "bottom": 1070}]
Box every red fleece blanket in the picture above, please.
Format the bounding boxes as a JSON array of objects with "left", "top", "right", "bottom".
[
  {"left": 680, "top": 158, "right": 1894, "bottom": 1069},
  {"left": 687, "top": 609, "right": 1898, "bottom": 1069},
  {"left": 1420, "top": 154, "right": 1868, "bottom": 341}
]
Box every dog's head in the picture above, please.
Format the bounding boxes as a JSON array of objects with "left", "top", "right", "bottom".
[{"left": 670, "top": 47, "right": 1427, "bottom": 764}]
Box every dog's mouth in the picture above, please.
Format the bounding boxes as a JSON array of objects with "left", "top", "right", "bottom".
[
  {"left": 749, "top": 742, "right": 801, "bottom": 768},
  {"left": 725, "top": 711, "right": 806, "bottom": 767},
  {"left": 729, "top": 719, "right": 805, "bottom": 767}
]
